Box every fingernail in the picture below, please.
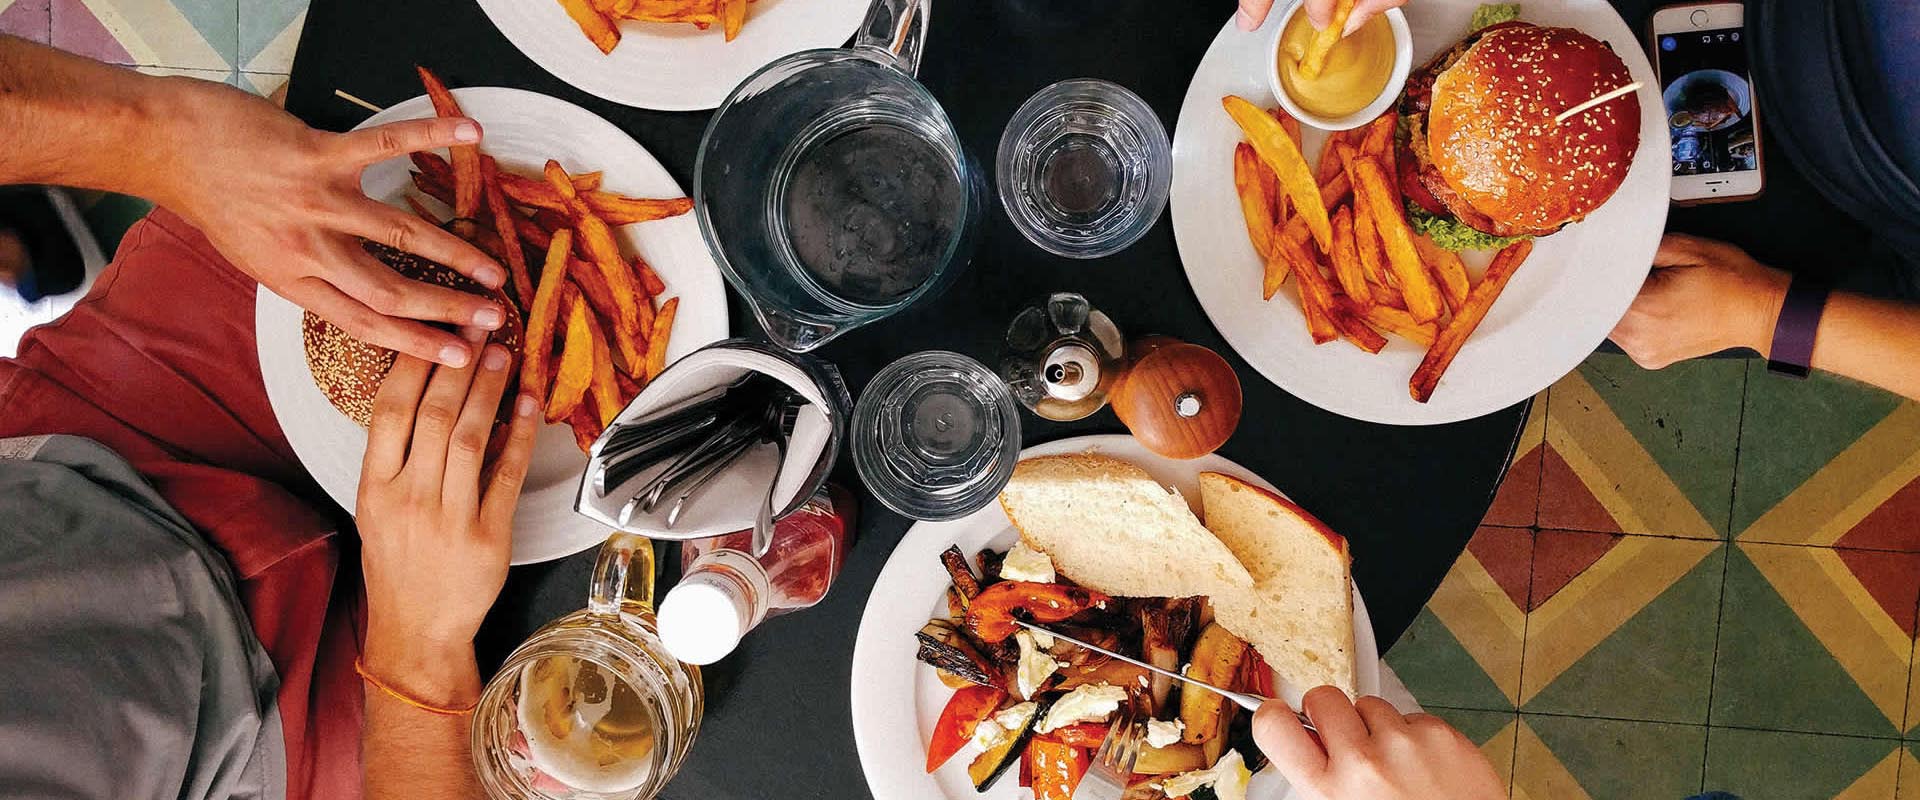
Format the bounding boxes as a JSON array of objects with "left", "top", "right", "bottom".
[
  {"left": 474, "top": 306, "right": 505, "bottom": 330},
  {"left": 474, "top": 264, "right": 506, "bottom": 288},
  {"left": 517, "top": 394, "right": 538, "bottom": 417},
  {"left": 454, "top": 120, "right": 482, "bottom": 143},
  {"left": 439, "top": 344, "right": 470, "bottom": 367},
  {"left": 1236, "top": 7, "right": 1257, "bottom": 30},
  {"left": 482, "top": 345, "right": 509, "bottom": 371}
]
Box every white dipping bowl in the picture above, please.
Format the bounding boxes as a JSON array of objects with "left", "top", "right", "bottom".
[{"left": 1267, "top": 3, "right": 1414, "bottom": 131}]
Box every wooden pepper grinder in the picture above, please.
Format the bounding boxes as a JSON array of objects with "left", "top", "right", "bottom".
[{"left": 1108, "top": 335, "right": 1243, "bottom": 460}]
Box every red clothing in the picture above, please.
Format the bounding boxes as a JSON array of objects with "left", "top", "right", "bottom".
[{"left": 0, "top": 208, "right": 363, "bottom": 800}]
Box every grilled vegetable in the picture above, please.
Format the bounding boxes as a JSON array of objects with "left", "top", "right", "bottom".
[
  {"left": 977, "top": 548, "right": 1006, "bottom": 584},
  {"left": 1135, "top": 741, "right": 1210, "bottom": 775},
  {"left": 965, "top": 582, "right": 1111, "bottom": 643},
  {"left": 1027, "top": 738, "right": 1089, "bottom": 800},
  {"left": 926, "top": 685, "right": 1003, "bottom": 773},
  {"left": 1140, "top": 602, "right": 1182, "bottom": 712},
  {"left": 916, "top": 620, "right": 1003, "bottom": 689},
  {"left": 1056, "top": 658, "right": 1151, "bottom": 694},
  {"left": 1180, "top": 623, "right": 1248, "bottom": 744},
  {"left": 941, "top": 545, "right": 983, "bottom": 607},
  {"left": 970, "top": 696, "right": 1051, "bottom": 791}
]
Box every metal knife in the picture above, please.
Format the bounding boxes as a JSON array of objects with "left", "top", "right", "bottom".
[{"left": 1012, "top": 619, "right": 1316, "bottom": 731}]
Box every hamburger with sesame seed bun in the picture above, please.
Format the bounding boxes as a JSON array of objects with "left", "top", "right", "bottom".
[
  {"left": 1396, "top": 10, "right": 1641, "bottom": 251},
  {"left": 303, "top": 241, "right": 523, "bottom": 427}
]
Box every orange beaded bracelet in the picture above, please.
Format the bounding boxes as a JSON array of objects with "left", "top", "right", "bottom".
[{"left": 354, "top": 657, "right": 479, "bottom": 716}]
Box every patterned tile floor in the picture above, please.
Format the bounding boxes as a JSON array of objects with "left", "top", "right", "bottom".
[
  {"left": 1391, "top": 355, "right": 1920, "bottom": 799},
  {"left": 9, "top": 3, "right": 1920, "bottom": 799}
]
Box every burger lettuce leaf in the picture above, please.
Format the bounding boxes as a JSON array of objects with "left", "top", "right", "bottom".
[
  {"left": 1469, "top": 3, "right": 1522, "bottom": 33},
  {"left": 1405, "top": 203, "right": 1532, "bottom": 252}
]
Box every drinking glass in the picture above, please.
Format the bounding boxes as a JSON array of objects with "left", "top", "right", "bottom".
[
  {"left": 996, "top": 79, "right": 1171, "bottom": 258},
  {"left": 472, "top": 535, "right": 702, "bottom": 800},
  {"left": 695, "top": 0, "right": 983, "bottom": 352},
  {"left": 852, "top": 351, "right": 1021, "bottom": 521}
]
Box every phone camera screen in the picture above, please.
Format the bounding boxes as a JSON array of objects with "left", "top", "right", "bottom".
[{"left": 1658, "top": 27, "right": 1758, "bottom": 175}]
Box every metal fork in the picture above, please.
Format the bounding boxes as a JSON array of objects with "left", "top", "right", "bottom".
[{"left": 1077, "top": 708, "right": 1143, "bottom": 800}]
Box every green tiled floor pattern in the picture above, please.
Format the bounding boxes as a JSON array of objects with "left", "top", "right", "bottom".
[{"left": 1387, "top": 353, "right": 1920, "bottom": 799}]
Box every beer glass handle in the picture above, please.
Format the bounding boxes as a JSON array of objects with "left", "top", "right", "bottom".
[
  {"left": 854, "top": 0, "right": 929, "bottom": 76},
  {"left": 588, "top": 532, "right": 658, "bottom": 617}
]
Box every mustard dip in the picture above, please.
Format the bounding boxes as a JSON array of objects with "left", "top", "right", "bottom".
[{"left": 1278, "top": 13, "right": 1395, "bottom": 118}]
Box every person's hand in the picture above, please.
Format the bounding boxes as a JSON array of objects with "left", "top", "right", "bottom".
[
  {"left": 1238, "top": 0, "right": 1409, "bottom": 34},
  {"left": 152, "top": 78, "right": 507, "bottom": 367},
  {"left": 1253, "top": 687, "right": 1506, "bottom": 800},
  {"left": 356, "top": 339, "right": 538, "bottom": 671},
  {"left": 1610, "top": 233, "right": 1791, "bottom": 369}
]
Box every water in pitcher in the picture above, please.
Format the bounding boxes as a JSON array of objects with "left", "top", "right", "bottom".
[{"left": 779, "top": 120, "right": 966, "bottom": 307}]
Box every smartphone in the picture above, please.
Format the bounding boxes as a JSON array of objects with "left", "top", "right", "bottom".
[{"left": 1650, "top": 3, "right": 1764, "bottom": 204}]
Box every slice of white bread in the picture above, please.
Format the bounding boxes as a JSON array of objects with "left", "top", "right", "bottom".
[
  {"left": 1199, "top": 472, "right": 1356, "bottom": 696},
  {"left": 998, "top": 454, "right": 1255, "bottom": 599}
]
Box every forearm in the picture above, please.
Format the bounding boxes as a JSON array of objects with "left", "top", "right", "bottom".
[
  {"left": 1799, "top": 292, "right": 1920, "bottom": 401},
  {"left": 361, "top": 634, "right": 486, "bottom": 799},
  {"left": 0, "top": 36, "right": 193, "bottom": 204}
]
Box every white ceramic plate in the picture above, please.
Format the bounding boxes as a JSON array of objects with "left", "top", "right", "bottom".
[
  {"left": 850, "top": 434, "right": 1381, "bottom": 800},
  {"left": 256, "top": 87, "right": 729, "bottom": 565},
  {"left": 475, "top": 0, "right": 869, "bottom": 111},
  {"left": 1171, "top": 1, "right": 1670, "bottom": 425}
]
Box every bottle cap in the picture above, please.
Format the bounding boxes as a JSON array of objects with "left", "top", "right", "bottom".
[{"left": 658, "top": 577, "right": 750, "bottom": 665}]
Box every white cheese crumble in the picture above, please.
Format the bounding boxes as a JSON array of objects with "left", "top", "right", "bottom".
[
  {"left": 970, "top": 701, "right": 1037, "bottom": 751},
  {"left": 1036, "top": 682, "right": 1127, "bottom": 734},
  {"left": 1158, "top": 750, "right": 1251, "bottom": 800},
  {"left": 1144, "top": 719, "right": 1186, "bottom": 748},
  {"left": 1014, "top": 630, "right": 1064, "bottom": 700},
  {"left": 998, "top": 540, "right": 1056, "bottom": 584}
]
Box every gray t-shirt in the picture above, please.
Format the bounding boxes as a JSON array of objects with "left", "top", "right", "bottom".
[{"left": 0, "top": 435, "right": 285, "bottom": 800}]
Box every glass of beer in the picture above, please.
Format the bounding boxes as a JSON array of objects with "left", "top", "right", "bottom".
[{"left": 472, "top": 534, "right": 702, "bottom": 799}]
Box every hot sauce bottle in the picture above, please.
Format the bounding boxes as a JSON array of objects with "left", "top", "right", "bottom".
[{"left": 656, "top": 485, "right": 856, "bottom": 665}]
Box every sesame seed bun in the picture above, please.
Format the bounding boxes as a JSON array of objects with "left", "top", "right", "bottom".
[
  {"left": 303, "top": 241, "right": 523, "bottom": 428},
  {"left": 1425, "top": 24, "right": 1641, "bottom": 233}
]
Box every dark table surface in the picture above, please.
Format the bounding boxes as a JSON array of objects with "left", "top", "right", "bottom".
[{"left": 283, "top": 0, "right": 1866, "bottom": 796}]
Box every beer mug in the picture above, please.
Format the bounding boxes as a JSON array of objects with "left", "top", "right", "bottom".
[{"left": 472, "top": 534, "right": 702, "bottom": 799}]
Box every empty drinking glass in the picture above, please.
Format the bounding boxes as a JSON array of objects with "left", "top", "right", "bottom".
[{"left": 996, "top": 79, "right": 1172, "bottom": 259}]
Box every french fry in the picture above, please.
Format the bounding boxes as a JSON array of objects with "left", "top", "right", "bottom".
[
  {"left": 1223, "top": 96, "right": 1331, "bottom": 251},
  {"left": 404, "top": 195, "right": 440, "bottom": 225},
  {"left": 719, "top": 0, "right": 746, "bottom": 40},
  {"left": 615, "top": 370, "right": 643, "bottom": 405},
  {"left": 547, "top": 293, "right": 596, "bottom": 423},
  {"left": 481, "top": 158, "right": 535, "bottom": 309},
  {"left": 1327, "top": 205, "right": 1372, "bottom": 308},
  {"left": 1358, "top": 112, "right": 1396, "bottom": 161},
  {"left": 1270, "top": 107, "right": 1303, "bottom": 158},
  {"left": 1411, "top": 240, "right": 1535, "bottom": 402},
  {"left": 1330, "top": 302, "right": 1388, "bottom": 354},
  {"left": 521, "top": 231, "right": 573, "bottom": 408},
  {"left": 1339, "top": 145, "right": 1443, "bottom": 322},
  {"left": 1275, "top": 233, "right": 1339, "bottom": 344},
  {"left": 1413, "top": 233, "right": 1472, "bottom": 312},
  {"left": 1370, "top": 278, "right": 1407, "bottom": 310},
  {"left": 1358, "top": 303, "right": 1437, "bottom": 347},
  {"left": 1351, "top": 203, "right": 1391, "bottom": 286},
  {"left": 567, "top": 255, "right": 647, "bottom": 371},
  {"left": 499, "top": 175, "right": 695, "bottom": 224},
  {"left": 544, "top": 160, "right": 645, "bottom": 355},
  {"left": 579, "top": 299, "right": 622, "bottom": 427},
  {"left": 1319, "top": 170, "right": 1353, "bottom": 210},
  {"left": 497, "top": 169, "right": 600, "bottom": 202},
  {"left": 566, "top": 401, "right": 603, "bottom": 453},
  {"left": 1232, "top": 143, "right": 1279, "bottom": 261},
  {"left": 642, "top": 297, "right": 679, "bottom": 380},
  {"left": 1316, "top": 129, "right": 1355, "bottom": 185},
  {"left": 410, "top": 151, "right": 454, "bottom": 188},
  {"left": 557, "top": 0, "right": 621, "bottom": 53},
  {"left": 573, "top": 171, "right": 604, "bottom": 191},
  {"left": 415, "top": 67, "right": 482, "bottom": 220},
  {"left": 1298, "top": 0, "right": 1356, "bottom": 79},
  {"left": 411, "top": 170, "right": 454, "bottom": 208},
  {"left": 631, "top": 255, "right": 668, "bottom": 297}
]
